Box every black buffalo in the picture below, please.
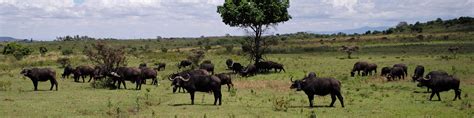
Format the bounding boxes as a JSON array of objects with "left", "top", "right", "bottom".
[
  {"left": 387, "top": 66, "right": 405, "bottom": 81},
  {"left": 364, "top": 63, "right": 377, "bottom": 76},
  {"left": 169, "top": 69, "right": 210, "bottom": 93},
  {"left": 269, "top": 61, "right": 285, "bottom": 72},
  {"left": 226, "top": 59, "right": 233, "bottom": 70},
  {"left": 417, "top": 71, "right": 461, "bottom": 101},
  {"left": 418, "top": 71, "right": 449, "bottom": 92},
  {"left": 393, "top": 63, "right": 408, "bottom": 77},
  {"left": 110, "top": 67, "right": 143, "bottom": 90},
  {"left": 216, "top": 73, "right": 234, "bottom": 91},
  {"left": 61, "top": 64, "right": 74, "bottom": 79},
  {"left": 290, "top": 75, "right": 344, "bottom": 107},
  {"left": 412, "top": 65, "right": 425, "bottom": 82},
  {"left": 240, "top": 64, "right": 257, "bottom": 77},
  {"left": 351, "top": 61, "right": 369, "bottom": 77},
  {"left": 255, "top": 61, "right": 271, "bottom": 73},
  {"left": 170, "top": 73, "right": 222, "bottom": 105},
  {"left": 199, "top": 62, "right": 215, "bottom": 75},
  {"left": 307, "top": 72, "right": 317, "bottom": 78},
  {"left": 381, "top": 67, "right": 392, "bottom": 77},
  {"left": 21, "top": 68, "right": 58, "bottom": 91},
  {"left": 178, "top": 60, "right": 192, "bottom": 69},
  {"left": 140, "top": 67, "right": 158, "bottom": 85},
  {"left": 73, "top": 65, "right": 95, "bottom": 83},
  {"left": 231, "top": 63, "right": 243, "bottom": 73},
  {"left": 154, "top": 63, "right": 166, "bottom": 71}
]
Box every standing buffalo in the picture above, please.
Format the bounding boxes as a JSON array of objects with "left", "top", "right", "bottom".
[
  {"left": 381, "top": 67, "right": 392, "bottom": 76},
  {"left": 387, "top": 66, "right": 405, "bottom": 81},
  {"left": 21, "top": 68, "right": 58, "bottom": 91},
  {"left": 412, "top": 65, "right": 425, "bottom": 82},
  {"left": 139, "top": 67, "right": 158, "bottom": 85},
  {"left": 256, "top": 61, "right": 271, "bottom": 73},
  {"left": 178, "top": 60, "right": 192, "bottom": 69},
  {"left": 110, "top": 67, "right": 143, "bottom": 90},
  {"left": 226, "top": 59, "right": 233, "bottom": 70},
  {"left": 61, "top": 64, "right": 74, "bottom": 79},
  {"left": 199, "top": 62, "right": 215, "bottom": 75},
  {"left": 290, "top": 75, "right": 344, "bottom": 107},
  {"left": 154, "top": 63, "right": 166, "bottom": 71},
  {"left": 216, "top": 73, "right": 234, "bottom": 91},
  {"left": 240, "top": 64, "right": 257, "bottom": 77},
  {"left": 418, "top": 71, "right": 449, "bottom": 92},
  {"left": 351, "top": 61, "right": 369, "bottom": 77},
  {"left": 169, "top": 69, "right": 210, "bottom": 93},
  {"left": 393, "top": 63, "right": 408, "bottom": 77},
  {"left": 73, "top": 65, "right": 95, "bottom": 83},
  {"left": 231, "top": 63, "right": 243, "bottom": 73},
  {"left": 417, "top": 71, "right": 461, "bottom": 101},
  {"left": 364, "top": 63, "right": 377, "bottom": 76},
  {"left": 269, "top": 61, "right": 285, "bottom": 72},
  {"left": 170, "top": 73, "right": 222, "bottom": 105}
]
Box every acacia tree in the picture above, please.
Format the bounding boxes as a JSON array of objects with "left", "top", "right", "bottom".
[
  {"left": 341, "top": 46, "right": 359, "bottom": 59},
  {"left": 217, "top": 0, "right": 291, "bottom": 64},
  {"left": 84, "top": 41, "right": 127, "bottom": 72}
]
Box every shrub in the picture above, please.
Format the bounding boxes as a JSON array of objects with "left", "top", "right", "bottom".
[
  {"left": 187, "top": 50, "right": 205, "bottom": 69},
  {"left": 61, "top": 49, "right": 74, "bottom": 55},
  {"left": 91, "top": 78, "right": 116, "bottom": 89},
  {"left": 39, "top": 47, "right": 48, "bottom": 56},
  {"left": 2, "top": 42, "right": 33, "bottom": 60},
  {"left": 56, "top": 57, "right": 71, "bottom": 68},
  {"left": 224, "top": 45, "right": 234, "bottom": 53},
  {"left": 160, "top": 47, "right": 168, "bottom": 53}
]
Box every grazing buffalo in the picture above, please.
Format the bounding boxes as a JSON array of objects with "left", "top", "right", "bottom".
[
  {"left": 307, "top": 72, "right": 317, "bottom": 78},
  {"left": 364, "top": 63, "right": 377, "bottom": 76},
  {"left": 417, "top": 71, "right": 461, "bottom": 101},
  {"left": 154, "top": 63, "right": 166, "bottom": 71},
  {"left": 255, "top": 61, "right": 271, "bottom": 73},
  {"left": 21, "top": 68, "right": 58, "bottom": 91},
  {"left": 169, "top": 69, "right": 210, "bottom": 93},
  {"left": 351, "top": 61, "right": 369, "bottom": 77},
  {"left": 110, "top": 67, "right": 143, "bottom": 90},
  {"left": 140, "top": 67, "right": 158, "bottom": 85},
  {"left": 290, "top": 75, "right": 344, "bottom": 107},
  {"left": 387, "top": 66, "right": 405, "bottom": 81},
  {"left": 241, "top": 64, "right": 257, "bottom": 77},
  {"left": 231, "top": 63, "right": 243, "bottom": 73},
  {"left": 73, "top": 65, "right": 95, "bottom": 83},
  {"left": 170, "top": 73, "right": 222, "bottom": 105},
  {"left": 393, "top": 63, "right": 408, "bottom": 77},
  {"left": 216, "top": 73, "right": 234, "bottom": 91},
  {"left": 61, "top": 64, "right": 74, "bottom": 79},
  {"left": 381, "top": 67, "right": 392, "bottom": 76},
  {"left": 412, "top": 65, "right": 425, "bottom": 82},
  {"left": 226, "top": 59, "right": 233, "bottom": 70},
  {"left": 269, "top": 61, "right": 285, "bottom": 72},
  {"left": 178, "top": 60, "right": 192, "bottom": 69},
  {"left": 199, "top": 62, "right": 215, "bottom": 75}
]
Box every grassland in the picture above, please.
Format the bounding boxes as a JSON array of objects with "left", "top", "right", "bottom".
[{"left": 0, "top": 32, "right": 473, "bottom": 117}]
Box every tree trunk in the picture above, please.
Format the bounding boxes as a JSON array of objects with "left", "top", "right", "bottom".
[{"left": 253, "top": 25, "right": 263, "bottom": 65}]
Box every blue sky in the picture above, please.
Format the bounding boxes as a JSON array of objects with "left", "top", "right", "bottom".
[{"left": 0, "top": 0, "right": 473, "bottom": 40}]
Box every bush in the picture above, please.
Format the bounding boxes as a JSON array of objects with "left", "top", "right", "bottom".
[
  {"left": 2, "top": 42, "right": 33, "bottom": 60},
  {"left": 91, "top": 78, "right": 116, "bottom": 89},
  {"left": 61, "top": 49, "right": 74, "bottom": 55},
  {"left": 160, "top": 47, "right": 168, "bottom": 53},
  {"left": 56, "top": 57, "right": 71, "bottom": 68},
  {"left": 224, "top": 45, "right": 234, "bottom": 53},
  {"left": 39, "top": 47, "right": 48, "bottom": 56}
]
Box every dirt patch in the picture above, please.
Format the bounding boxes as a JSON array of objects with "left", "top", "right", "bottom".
[{"left": 233, "top": 80, "right": 291, "bottom": 92}]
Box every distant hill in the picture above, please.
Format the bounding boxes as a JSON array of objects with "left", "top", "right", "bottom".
[
  {"left": 0, "top": 37, "right": 18, "bottom": 42},
  {"left": 311, "top": 26, "right": 390, "bottom": 34}
]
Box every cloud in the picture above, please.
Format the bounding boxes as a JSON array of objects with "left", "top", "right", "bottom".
[{"left": 0, "top": 0, "right": 473, "bottom": 40}]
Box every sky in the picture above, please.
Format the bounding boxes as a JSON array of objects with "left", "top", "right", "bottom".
[{"left": 0, "top": 0, "right": 473, "bottom": 40}]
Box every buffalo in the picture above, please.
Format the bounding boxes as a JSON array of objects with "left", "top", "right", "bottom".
[
  {"left": 169, "top": 69, "right": 210, "bottom": 93},
  {"left": 387, "top": 66, "right": 405, "bottom": 81},
  {"left": 178, "top": 60, "right": 192, "bottom": 69},
  {"left": 290, "top": 75, "right": 344, "bottom": 107},
  {"left": 226, "top": 59, "right": 233, "bottom": 70},
  {"left": 230, "top": 63, "right": 243, "bottom": 74},
  {"left": 412, "top": 65, "right": 425, "bottom": 82},
  {"left": 381, "top": 67, "right": 392, "bottom": 76},
  {"left": 21, "top": 68, "right": 58, "bottom": 91},
  {"left": 269, "top": 61, "right": 285, "bottom": 72},
  {"left": 216, "top": 73, "right": 234, "bottom": 91},
  {"left": 393, "top": 63, "right": 408, "bottom": 77},
  {"left": 256, "top": 61, "right": 271, "bottom": 73},
  {"left": 170, "top": 73, "right": 222, "bottom": 105},
  {"left": 199, "top": 62, "right": 215, "bottom": 75},
  {"left": 307, "top": 72, "right": 317, "bottom": 78},
  {"left": 61, "top": 64, "right": 74, "bottom": 79},
  {"left": 110, "top": 67, "right": 143, "bottom": 90},
  {"left": 417, "top": 71, "right": 461, "bottom": 101},
  {"left": 351, "top": 61, "right": 369, "bottom": 77},
  {"left": 364, "top": 63, "right": 377, "bottom": 76},
  {"left": 140, "top": 67, "right": 158, "bottom": 85},
  {"left": 72, "top": 65, "right": 95, "bottom": 83},
  {"left": 154, "top": 63, "right": 166, "bottom": 71},
  {"left": 417, "top": 71, "right": 449, "bottom": 92},
  {"left": 240, "top": 64, "right": 257, "bottom": 77}
]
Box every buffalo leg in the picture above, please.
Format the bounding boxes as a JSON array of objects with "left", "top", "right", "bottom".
[
  {"left": 336, "top": 92, "right": 345, "bottom": 107},
  {"left": 227, "top": 84, "right": 231, "bottom": 92},
  {"left": 32, "top": 80, "right": 38, "bottom": 91},
  {"left": 49, "top": 79, "right": 55, "bottom": 90},
  {"left": 329, "top": 94, "right": 336, "bottom": 107},
  {"left": 307, "top": 94, "right": 314, "bottom": 107},
  {"left": 88, "top": 76, "right": 93, "bottom": 82},
  {"left": 429, "top": 91, "right": 435, "bottom": 101},
  {"left": 122, "top": 80, "right": 127, "bottom": 89},
  {"left": 436, "top": 92, "right": 441, "bottom": 101},
  {"left": 136, "top": 79, "right": 142, "bottom": 90},
  {"left": 213, "top": 90, "right": 222, "bottom": 105},
  {"left": 454, "top": 89, "right": 461, "bottom": 101},
  {"left": 190, "top": 91, "right": 195, "bottom": 105}
]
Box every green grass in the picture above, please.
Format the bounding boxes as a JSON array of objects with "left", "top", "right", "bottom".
[{"left": 0, "top": 34, "right": 474, "bottom": 117}]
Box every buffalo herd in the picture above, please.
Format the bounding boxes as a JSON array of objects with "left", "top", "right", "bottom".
[{"left": 20, "top": 59, "right": 462, "bottom": 107}]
